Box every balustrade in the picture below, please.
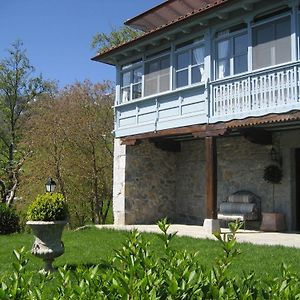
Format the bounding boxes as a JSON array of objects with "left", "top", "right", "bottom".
[{"left": 210, "top": 62, "right": 300, "bottom": 121}]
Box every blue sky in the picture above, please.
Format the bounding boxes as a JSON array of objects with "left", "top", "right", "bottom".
[{"left": 0, "top": 0, "right": 162, "bottom": 88}]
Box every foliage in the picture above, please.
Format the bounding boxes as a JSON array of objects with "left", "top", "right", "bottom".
[
  {"left": 91, "top": 25, "right": 142, "bottom": 53},
  {"left": 263, "top": 164, "right": 283, "bottom": 184},
  {"left": 27, "top": 192, "right": 68, "bottom": 221},
  {"left": 20, "top": 81, "right": 114, "bottom": 227},
  {"left": 0, "top": 40, "right": 55, "bottom": 206},
  {"left": 1, "top": 221, "right": 300, "bottom": 298},
  {"left": 0, "top": 203, "right": 20, "bottom": 234}
]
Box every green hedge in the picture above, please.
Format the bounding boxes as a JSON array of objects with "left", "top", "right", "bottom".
[
  {"left": 1, "top": 220, "right": 300, "bottom": 299},
  {"left": 0, "top": 204, "right": 20, "bottom": 234}
]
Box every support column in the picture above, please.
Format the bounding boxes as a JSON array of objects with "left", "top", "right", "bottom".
[
  {"left": 112, "top": 138, "right": 126, "bottom": 225},
  {"left": 203, "top": 136, "right": 220, "bottom": 233}
]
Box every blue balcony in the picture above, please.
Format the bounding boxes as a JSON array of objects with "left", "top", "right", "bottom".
[
  {"left": 115, "top": 61, "right": 300, "bottom": 137},
  {"left": 209, "top": 61, "right": 300, "bottom": 123}
]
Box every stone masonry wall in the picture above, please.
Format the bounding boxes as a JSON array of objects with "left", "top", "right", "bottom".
[
  {"left": 124, "top": 140, "right": 177, "bottom": 224},
  {"left": 175, "top": 140, "right": 205, "bottom": 224},
  {"left": 113, "top": 129, "right": 300, "bottom": 230}
]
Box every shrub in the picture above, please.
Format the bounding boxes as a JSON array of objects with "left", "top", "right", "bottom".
[
  {"left": 0, "top": 204, "right": 20, "bottom": 234},
  {"left": 1, "top": 220, "right": 300, "bottom": 298},
  {"left": 27, "top": 193, "right": 68, "bottom": 221}
]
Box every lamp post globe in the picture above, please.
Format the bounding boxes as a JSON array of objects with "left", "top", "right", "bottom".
[{"left": 45, "top": 178, "right": 56, "bottom": 193}]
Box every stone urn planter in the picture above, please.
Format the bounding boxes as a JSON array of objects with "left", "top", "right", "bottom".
[
  {"left": 26, "top": 192, "right": 68, "bottom": 273},
  {"left": 26, "top": 220, "right": 67, "bottom": 273}
]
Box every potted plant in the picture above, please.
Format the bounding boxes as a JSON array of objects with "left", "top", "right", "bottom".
[
  {"left": 26, "top": 192, "right": 68, "bottom": 273},
  {"left": 260, "top": 164, "right": 285, "bottom": 231}
]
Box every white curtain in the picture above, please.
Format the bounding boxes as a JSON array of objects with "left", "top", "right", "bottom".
[
  {"left": 218, "top": 40, "right": 230, "bottom": 79},
  {"left": 193, "top": 47, "right": 205, "bottom": 80}
]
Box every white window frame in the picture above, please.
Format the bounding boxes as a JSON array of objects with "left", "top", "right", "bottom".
[
  {"left": 120, "top": 61, "right": 143, "bottom": 103},
  {"left": 215, "top": 28, "right": 248, "bottom": 80},
  {"left": 252, "top": 12, "right": 292, "bottom": 70},
  {"left": 144, "top": 51, "right": 171, "bottom": 97},
  {"left": 174, "top": 40, "right": 205, "bottom": 89}
]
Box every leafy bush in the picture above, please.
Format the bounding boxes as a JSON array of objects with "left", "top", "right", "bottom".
[
  {"left": 0, "top": 204, "right": 20, "bottom": 234},
  {"left": 27, "top": 193, "right": 68, "bottom": 221},
  {"left": 1, "top": 220, "right": 300, "bottom": 298}
]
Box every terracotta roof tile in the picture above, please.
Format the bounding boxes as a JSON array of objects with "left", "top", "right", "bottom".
[
  {"left": 225, "top": 111, "right": 300, "bottom": 129},
  {"left": 93, "top": 0, "right": 230, "bottom": 60}
]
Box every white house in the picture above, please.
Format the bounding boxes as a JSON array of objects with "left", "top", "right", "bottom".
[{"left": 93, "top": 0, "right": 300, "bottom": 232}]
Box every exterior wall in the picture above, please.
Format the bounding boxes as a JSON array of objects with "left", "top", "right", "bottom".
[
  {"left": 175, "top": 140, "right": 206, "bottom": 224},
  {"left": 124, "top": 140, "right": 177, "bottom": 224},
  {"left": 113, "top": 129, "right": 300, "bottom": 230}
]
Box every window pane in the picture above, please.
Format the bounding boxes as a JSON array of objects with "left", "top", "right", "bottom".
[
  {"left": 177, "top": 51, "right": 189, "bottom": 69},
  {"left": 191, "top": 65, "right": 203, "bottom": 83},
  {"left": 160, "top": 74, "right": 170, "bottom": 92},
  {"left": 144, "top": 78, "right": 157, "bottom": 96},
  {"left": 234, "top": 34, "right": 248, "bottom": 56},
  {"left": 161, "top": 56, "right": 170, "bottom": 70},
  {"left": 253, "top": 17, "right": 291, "bottom": 69},
  {"left": 253, "top": 24, "right": 273, "bottom": 69},
  {"left": 133, "top": 67, "right": 142, "bottom": 84},
  {"left": 121, "top": 87, "right": 130, "bottom": 102},
  {"left": 192, "top": 47, "right": 204, "bottom": 65},
  {"left": 218, "top": 59, "right": 230, "bottom": 79},
  {"left": 234, "top": 54, "right": 247, "bottom": 74},
  {"left": 275, "top": 17, "right": 291, "bottom": 64},
  {"left": 218, "top": 40, "right": 230, "bottom": 59},
  {"left": 132, "top": 83, "right": 142, "bottom": 99},
  {"left": 122, "top": 71, "right": 130, "bottom": 86},
  {"left": 145, "top": 55, "right": 170, "bottom": 96},
  {"left": 176, "top": 70, "right": 188, "bottom": 88}
]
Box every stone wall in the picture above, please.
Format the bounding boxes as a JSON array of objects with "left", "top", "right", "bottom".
[
  {"left": 124, "top": 140, "right": 177, "bottom": 224},
  {"left": 113, "top": 129, "right": 300, "bottom": 230},
  {"left": 175, "top": 140, "right": 205, "bottom": 224}
]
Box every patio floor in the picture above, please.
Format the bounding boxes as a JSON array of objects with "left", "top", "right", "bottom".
[{"left": 95, "top": 224, "right": 300, "bottom": 248}]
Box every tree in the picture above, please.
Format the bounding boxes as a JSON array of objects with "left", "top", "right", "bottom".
[
  {"left": 0, "top": 41, "right": 55, "bottom": 206},
  {"left": 21, "top": 81, "right": 114, "bottom": 227},
  {"left": 91, "top": 25, "right": 142, "bottom": 54}
]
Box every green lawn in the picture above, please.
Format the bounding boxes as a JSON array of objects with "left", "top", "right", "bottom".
[{"left": 1, "top": 227, "right": 300, "bottom": 279}]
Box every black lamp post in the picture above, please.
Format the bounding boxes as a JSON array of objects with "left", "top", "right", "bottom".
[{"left": 45, "top": 178, "right": 56, "bottom": 193}]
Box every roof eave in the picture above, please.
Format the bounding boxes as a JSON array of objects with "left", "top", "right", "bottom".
[{"left": 92, "top": 0, "right": 261, "bottom": 65}]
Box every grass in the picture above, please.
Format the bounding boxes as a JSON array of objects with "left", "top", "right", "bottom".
[{"left": 1, "top": 227, "right": 300, "bottom": 279}]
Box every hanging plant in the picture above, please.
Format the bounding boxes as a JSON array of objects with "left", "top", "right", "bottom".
[{"left": 263, "top": 164, "right": 283, "bottom": 184}]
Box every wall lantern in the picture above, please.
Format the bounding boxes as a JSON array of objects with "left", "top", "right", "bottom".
[{"left": 45, "top": 178, "right": 56, "bottom": 193}]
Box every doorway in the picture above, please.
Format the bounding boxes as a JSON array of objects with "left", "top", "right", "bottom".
[{"left": 295, "top": 149, "right": 300, "bottom": 231}]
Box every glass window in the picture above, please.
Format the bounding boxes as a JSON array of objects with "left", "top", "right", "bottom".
[
  {"left": 216, "top": 32, "right": 248, "bottom": 79},
  {"left": 176, "top": 70, "right": 188, "bottom": 88},
  {"left": 234, "top": 34, "right": 248, "bottom": 74},
  {"left": 122, "top": 71, "right": 130, "bottom": 87},
  {"left": 145, "top": 54, "right": 170, "bottom": 96},
  {"left": 177, "top": 52, "right": 189, "bottom": 69},
  {"left": 120, "top": 65, "right": 142, "bottom": 103},
  {"left": 217, "top": 40, "right": 230, "bottom": 79},
  {"left": 253, "top": 16, "right": 291, "bottom": 70},
  {"left": 175, "top": 45, "right": 204, "bottom": 88}
]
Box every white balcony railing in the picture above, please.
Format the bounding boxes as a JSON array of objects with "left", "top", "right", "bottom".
[{"left": 210, "top": 62, "right": 300, "bottom": 122}]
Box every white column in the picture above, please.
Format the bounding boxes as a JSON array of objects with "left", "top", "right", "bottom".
[{"left": 113, "top": 138, "right": 127, "bottom": 225}]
